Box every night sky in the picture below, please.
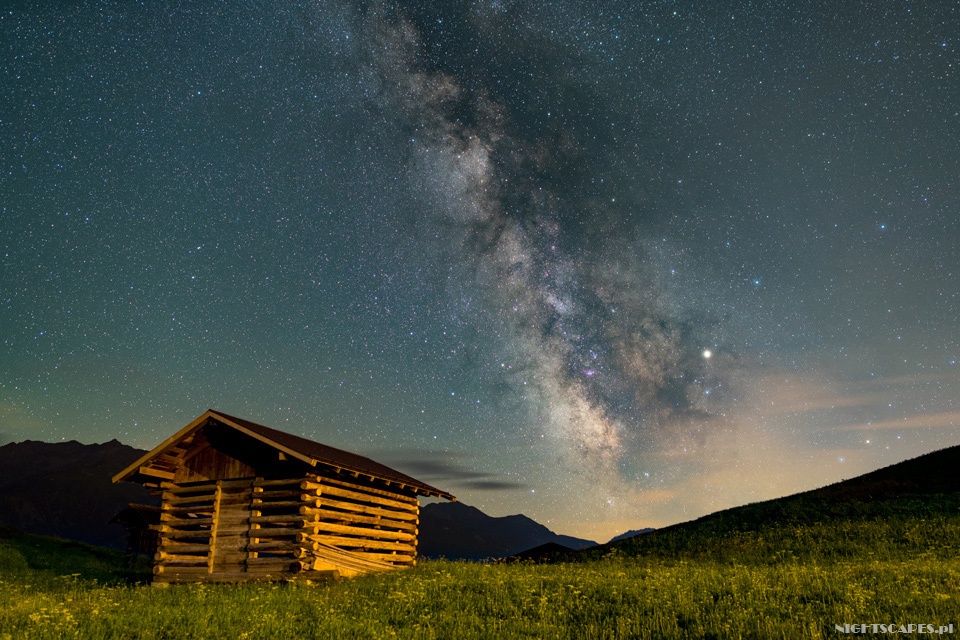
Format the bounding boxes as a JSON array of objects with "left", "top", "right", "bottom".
[{"left": 2, "top": 1, "right": 958, "bottom": 542}]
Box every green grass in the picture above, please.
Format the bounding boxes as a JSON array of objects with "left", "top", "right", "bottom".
[{"left": 2, "top": 516, "right": 959, "bottom": 639}]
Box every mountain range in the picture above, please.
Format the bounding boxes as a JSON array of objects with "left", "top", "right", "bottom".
[
  {"left": 0, "top": 440, "right": 597, "bottom": 557},
  {"left": 0, "top": 439, "right": 157, "bottom": 549},
  {"left": 419, "top": 501, "right": 595, "bottom": 559}
]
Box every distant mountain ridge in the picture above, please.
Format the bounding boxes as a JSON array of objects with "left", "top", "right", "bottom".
[
  {"left": 0, "top": 440, "right": 596, "bottom": 558},
  {"left": 418, "top": 501, "right": 597, "bottom": 559},
  {"left": 0, "top": 439, "right": 157, "bottom": 548}
]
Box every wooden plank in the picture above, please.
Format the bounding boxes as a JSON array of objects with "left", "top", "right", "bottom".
[
  {"left": 302, "top": 484, "right": 418, "bottom": 513},
  {"left": 160, "top": 478, "right": 255, "bottom": 494},
  {"left": 159, "top": 529, "right": 213, "bottom": 540},
  {"left": 307, "top": 521, "right": 415, "bottom": 542},
  {"left": 297, "top": 533, "right": 416, "bottom": 553},
  {"left": 140, "top": 466, "right": 175, "bottom": 480},
  {"left": 248, "top": 489, "right": 303, "bottom": 500},
  {"left": 350, "top": 551, "right": 416, "bottom": 564},
  {"left": 245, "top": 557, "right": 303, "bottom": 568},
  {"left": 302, "top": 542, "right": 397, "bottom": 574},
  {"left": 160, "top": 482, "right": 213, "bottom": 494},
  {"left": 156, "top": 565, "right": 238, "bottom": 576},
  {"left": 300, "top": 498, "right": 419, "bottom": 522},
  {"left": 251, "top": 499, "right": 304, "bottom": 509},
  {"left": 155, "top": 552, "right": 208, "bottom": 563},
  {"left": 313, "top": 474, "right": 419, "bottom": 505},
  {"left": 299, "top": 508, "right": 416, "bottom": 532},
  {"left": 156, "top": 557, "right": 208, "bottom": 566},
  {"left": 162, "top": 494, "right": 216, "bottom": 506},
  {"left": 253, "top": 477, "right": 308, "bottom": 488},
  {"left": 247, "top": 541, "right": 312, "bottom": 552},
  {"left": 159, "top": 516, "right": 215, "bottom": 527},
  {"left": 158, "top": 542, "right": 210, "bottom": 554},
  {"left": 161, "top": 504, "right": 216, "bottom": 515},
  {"left": 207, "top": 480, "right": 222, "bottom": 573},
  {"left": 248, "top": 481, "right": 261, "bottom": 562},
  {"left": 161, "top": 489, "right": 249, "bottom": 506},
  {"left": 250, "top": 515, "right": 310, "bottom": 525},
  {"left": 243, "top": 526, "right": 308, "bottom": 539}
]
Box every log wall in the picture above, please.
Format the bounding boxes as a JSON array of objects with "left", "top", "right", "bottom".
[{"left": 152, "top": 472, "right": 419, "bottom": 583}]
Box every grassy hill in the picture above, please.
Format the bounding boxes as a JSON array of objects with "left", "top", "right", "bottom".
[{"left": 582, "top": 444, "right": 960, "bottom": 564}]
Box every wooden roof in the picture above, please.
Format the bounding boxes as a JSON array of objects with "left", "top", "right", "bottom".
[{"left": 112, "top": 409, "right": 455, "bottom": 500}]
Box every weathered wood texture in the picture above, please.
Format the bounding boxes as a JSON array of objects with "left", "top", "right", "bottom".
[{"left": 152, "top": 471, "right": 419, "bottom": 583}]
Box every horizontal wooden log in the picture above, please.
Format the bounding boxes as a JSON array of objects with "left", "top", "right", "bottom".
[
  {"left": 306, "top": 521, "right": 415, "bottom": 542},
  {"left": 158, "top": 529, "right": 213, "bottom": 539},
  {"left": 357, "top": 552, "right": 416, "bottom": 565},
  {"left": 155, "top": 551, "right": 208, "bottom": 563},
  {"left": 247, "top": 541, "right": 315, "bottom": 552},
  {"left": 298, "top": 507, "right": 416, "bottom": 532},
  {"left": 301, "top": 484, "right": 418, "bottom": 513},
  {"left": 156, "top": 557, "right": 208, "bottom": 567},
  {"left": 205, "top": 526, "right": 255, "bottom": 537},
  {"left": 249, "top": 489, "right": 303, "bottom": 500},
  {"left": 314, "top": 474, "right": 419, "bottom": 505},
  {"left": 159, "top": 516, "right": 214, "bottom": 527},
  {"left": 161, "top": 477, "right": 256, "bottom": 492},
  {"left": 214, "top": 516, "right": 256, "bottom": 527},
  {"left": 155, "top": 565, "right": 220, "bottom": 576},
  {"left": 156, "top": 523, "right": 214, "bottom": 534},
  {"left": 253, "top": 477, "right": 307, "bottom": 488},
  {"left": 157, "top": 542, "right": 211, "bottom": 554},
  {"left": 250, "top": 514, "right": 310, "bottom": 525},
  {"left": 244, "top": 526, "right": 309, "bottom": 539},
  {"left": 160, "top": 483, "right": 216, "bottom": 495},
  {"left": 162, "top": 494, "right": 215, "bottom": 506},
  {"left": 245, "top": 557, "right": 304, "bottom": 568},
  {"left": 161, "top": 506, "right": 215, "bottom": 516},
  {"left": 140, "top": 466, "right": 175, "bottom": 480},
  {"left": 299, "top": 497, "right": 419, "bottom": 522},
  {"left": 163, "top": 496, "right": 249, "bottom": 510},
  {"left": 297, "top": 533, "right": 416, "bottom": 554},
  {"left": 251, "top": 499, "right": 304, "bottom": 509}
]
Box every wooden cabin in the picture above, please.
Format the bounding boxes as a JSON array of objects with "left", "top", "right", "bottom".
[{"left": 113, "top": 409, "right": 454, "bottom": 584}]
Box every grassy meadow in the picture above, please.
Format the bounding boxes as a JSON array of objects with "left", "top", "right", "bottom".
[{"left": 2, "top": 513, "right": 959, "bottom": 639}]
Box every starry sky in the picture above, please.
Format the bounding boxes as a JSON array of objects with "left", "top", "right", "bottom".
[{"left": 2, "top": 1, "right": 959, "bottom": 542}]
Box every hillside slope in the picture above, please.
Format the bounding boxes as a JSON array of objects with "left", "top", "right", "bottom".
[{"left": 590, "top": 444, "right": 960, "bottom": 560}]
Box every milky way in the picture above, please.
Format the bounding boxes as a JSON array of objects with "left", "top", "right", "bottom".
[{"left": 363, "top": 6, "right": 728, "bottom": 468}]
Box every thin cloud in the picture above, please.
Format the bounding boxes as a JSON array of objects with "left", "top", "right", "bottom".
[
  {"left": 366, "top": 448, "right": 528, "bottom": 491},
  {"left": 458, "top": 479, "right": 527, "bottom": 491}
]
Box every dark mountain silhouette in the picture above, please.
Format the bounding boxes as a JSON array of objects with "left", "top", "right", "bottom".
[
  {"left": 418, "top": 501, "right": 597, "bottom": 560},
  {"left": 0, "top": 440, "right": 157, "bottom": 549},
  {"left": 608, "top": 528, "right": 655, "bottom": 543},
  {"left": 588, "top": 443, "right": 960, "bottom": 559},
  {"left": 0, "top": 440, "right": 595, "bottom": 559}
]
